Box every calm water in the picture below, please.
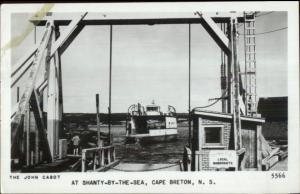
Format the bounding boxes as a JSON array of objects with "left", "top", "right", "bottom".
[{"left": 101, "top": 125, "right": 189, "bottom": 164}]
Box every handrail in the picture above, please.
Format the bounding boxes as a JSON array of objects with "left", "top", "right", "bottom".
[
  {"left": 82, "top": 145, "right": 113, "bottom": 153},
  {"left": 81, "top": 146, "right": 116, "bottom": 172}
]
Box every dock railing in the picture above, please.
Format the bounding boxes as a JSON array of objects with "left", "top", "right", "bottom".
[{"left": 81, "top": 146, "right": 118, "bottom": 172}]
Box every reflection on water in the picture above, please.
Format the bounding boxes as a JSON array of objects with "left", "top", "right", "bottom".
[{"left": 109, "top": 126, "right": 189, "bottom": 164}]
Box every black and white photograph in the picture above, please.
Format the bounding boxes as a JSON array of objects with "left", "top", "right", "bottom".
[{"left": 1, "top": 2, "right": 299, "bottom": 193}]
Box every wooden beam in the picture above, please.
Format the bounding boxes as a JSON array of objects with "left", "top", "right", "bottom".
[
  {"left": 11, "top": 22, "right": 52, "bottom": 156},
  {"left": 11, "top": 59, "right": 34, "bottom": 88},
  {"left": 11, "top": 47, "right": 37, "bottom": 77},
  {"left": 30, "top": 90, "right": 52, "bottom": 162},
  {"left": 30, "top": 12, "right": 245, "bottom": 26},
  {"left": 50, "top": 12, "right": 88, "bottom": 57},
  {"left": 36, "top": 78, "right": 48, "bottom": 93},
  {"left": 195, "top": 12, "right": 230, "bottom": 55},
  {"left": 11, "top": 104, "right": 18, "bottom": 119},
  {"left": 47, "top": 21, "right": 65, "bottom": 160},
  {"left": 230, "top": 17, "right": 242, "bottom": 151}
]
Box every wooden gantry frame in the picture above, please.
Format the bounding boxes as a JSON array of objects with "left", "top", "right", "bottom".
[{"left": 10, "top": 11, "right": 254, "bottom": 167}]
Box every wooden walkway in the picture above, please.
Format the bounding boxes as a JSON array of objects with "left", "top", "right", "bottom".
[{"left": 107, "top": 162, "right": 182, "bottom": 172}]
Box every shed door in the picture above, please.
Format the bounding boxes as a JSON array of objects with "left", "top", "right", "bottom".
[{"left": 242, "top": 129, "right": 257, "bottom": 169}]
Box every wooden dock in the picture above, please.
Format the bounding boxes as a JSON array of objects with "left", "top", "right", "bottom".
[{"left": 107, "top": 162, "right": 182, "bottom": 172}]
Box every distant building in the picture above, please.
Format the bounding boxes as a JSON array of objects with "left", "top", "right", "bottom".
[{"left": 257, "top": 97, "right": 288, "bottom": 140}]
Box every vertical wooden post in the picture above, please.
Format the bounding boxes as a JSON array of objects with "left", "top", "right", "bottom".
[
  {"left": 227, "top": 22, "right": 232, "bottom": 114},
  {"left": 81, "top": 151, "right": 86, "bottom": 172},
  {"left": 54, "top": 24, "right": 64, "bottom": 149},
  {"left": 107, "top": 148, "right": 111, "bottom": 164},
  {"left": 30, "top": 151, "right": 34, "bottom": 166},
  {"left": 17, "top": 87, "right": 20, "bottom": 102},
  {"left": 221, "top": 23, "right": 228, "bottom": 113},
  {"left": 96, "top": 94, "right": 101, "bottom": 147},
  {"left": 231, "top": 17, "right": 242, "bottom": 151},
  {"left": 113, "top": 147, "right": 116, "bottom": 162},
  {"left": 35, "top": 125, "right": 39, "bottom": 164},
  {"left": 101, "top": 149, "right": 105, "bottom": 166},
  {"left": 108, "top": 25, "right": 113, "bottom": 145},
  {"left": 47, "top": 22, "right": 59, "bottom": 160},
  {"left": 47, "top": 23, "right": 63, "bottom": 161},
  {"left": 47, "top": 52, "right": 56, "bottom": 160},
  {"left": 93, "top": 152, "right": 97, "bottom": 171},
  {"left": 25, "top": 107, "right": 30, "bottom": 166},
  {"left": 188, "top": 23, "right": 192, "bottom": 148},
  {"left": 243, "top": 12, "right": 248, "bottom": 116},
  {"left": 257, "top": 125, "right": 262, "bottom": 170}
]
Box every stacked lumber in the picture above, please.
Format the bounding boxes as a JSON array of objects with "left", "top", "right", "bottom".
[{"left": 260, "top": 134, "right": 280, "bottom": 170}]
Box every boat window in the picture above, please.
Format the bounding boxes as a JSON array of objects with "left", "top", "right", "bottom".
[
  {"left": 147, "top": 107, "right": 158, "bottom": 111},
  {"left": 203, "top": 125, "right": 223, "bottom": 146}
]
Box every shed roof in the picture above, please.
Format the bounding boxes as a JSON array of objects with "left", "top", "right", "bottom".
[{"left": 193, "top": 110, "right": 265, "bottom": 123}]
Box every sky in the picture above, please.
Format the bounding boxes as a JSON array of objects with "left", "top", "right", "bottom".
[{"left": 11, "top": 11, "right": 287, "bottom": 113}]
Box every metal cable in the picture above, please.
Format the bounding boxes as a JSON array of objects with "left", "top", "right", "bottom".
[
  {"left": 239, "top": 27, "right": 287, "bottom": 36},
  {"left": 191, "top": 90, "right": 228, "bottom": 111}
]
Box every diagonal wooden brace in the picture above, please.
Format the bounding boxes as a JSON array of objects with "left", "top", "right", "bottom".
[
  {"left": 50, "top": 12, "right": 88, "bottom": 56},
  {"left": 11, "top": 22, "right": 53, "bottom": 156},
  {"left": 195, "top": 12, "right": 230, "bottom": 55},
  {"left": 30, "top": 90, "right": 52, "bottom": 162}
]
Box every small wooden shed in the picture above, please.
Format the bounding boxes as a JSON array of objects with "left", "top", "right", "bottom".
[{"left": 191, "top": 110, "right": 265, "bottom": 171}]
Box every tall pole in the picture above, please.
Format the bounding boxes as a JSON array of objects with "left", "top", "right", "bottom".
[
  {"left": 108, "top": 25, "right": 113, "bottom": 145},
  {"left": 188, "top": 24, "right": 191, "bottom": 148},
  {"left": 96, "top": 94, "right": 101, "bottom": 147},
  {"left": 231, "top": 17, "right": 242, "bottom": 151},
  {"left": 227, "top": 22, "right": 232, "bottom": 114},
  {"left": 221, "top": 23, "right": 227, "bottom": 113},
  {"left": 243, "top": 12, "right": 248, "bottom": 116}
]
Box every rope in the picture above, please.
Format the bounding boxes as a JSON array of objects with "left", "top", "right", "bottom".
[{"left": 109, "top": 162, "right": 180, "bottom": 172}]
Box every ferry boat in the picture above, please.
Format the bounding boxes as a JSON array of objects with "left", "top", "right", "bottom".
[{"left": 125, "top": 102, "right": 178, "bottom": 144}]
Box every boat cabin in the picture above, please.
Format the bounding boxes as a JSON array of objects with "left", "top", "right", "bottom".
[
  {"left": 129, "top": 115, "right": 177, "bottom": 134},
  {"left": 190, "top": 110, "right": 265, "bottom": 171},
  {"left": 145, "top": 104, "right": 161, "bottom": 116},
  {"left": 126, "top": 103, "right": 178, "bottom": 143}
]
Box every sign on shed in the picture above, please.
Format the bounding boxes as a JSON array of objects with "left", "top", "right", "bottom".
[{"left": 209, "top": 150, "right": 237, "bottom": 168}]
